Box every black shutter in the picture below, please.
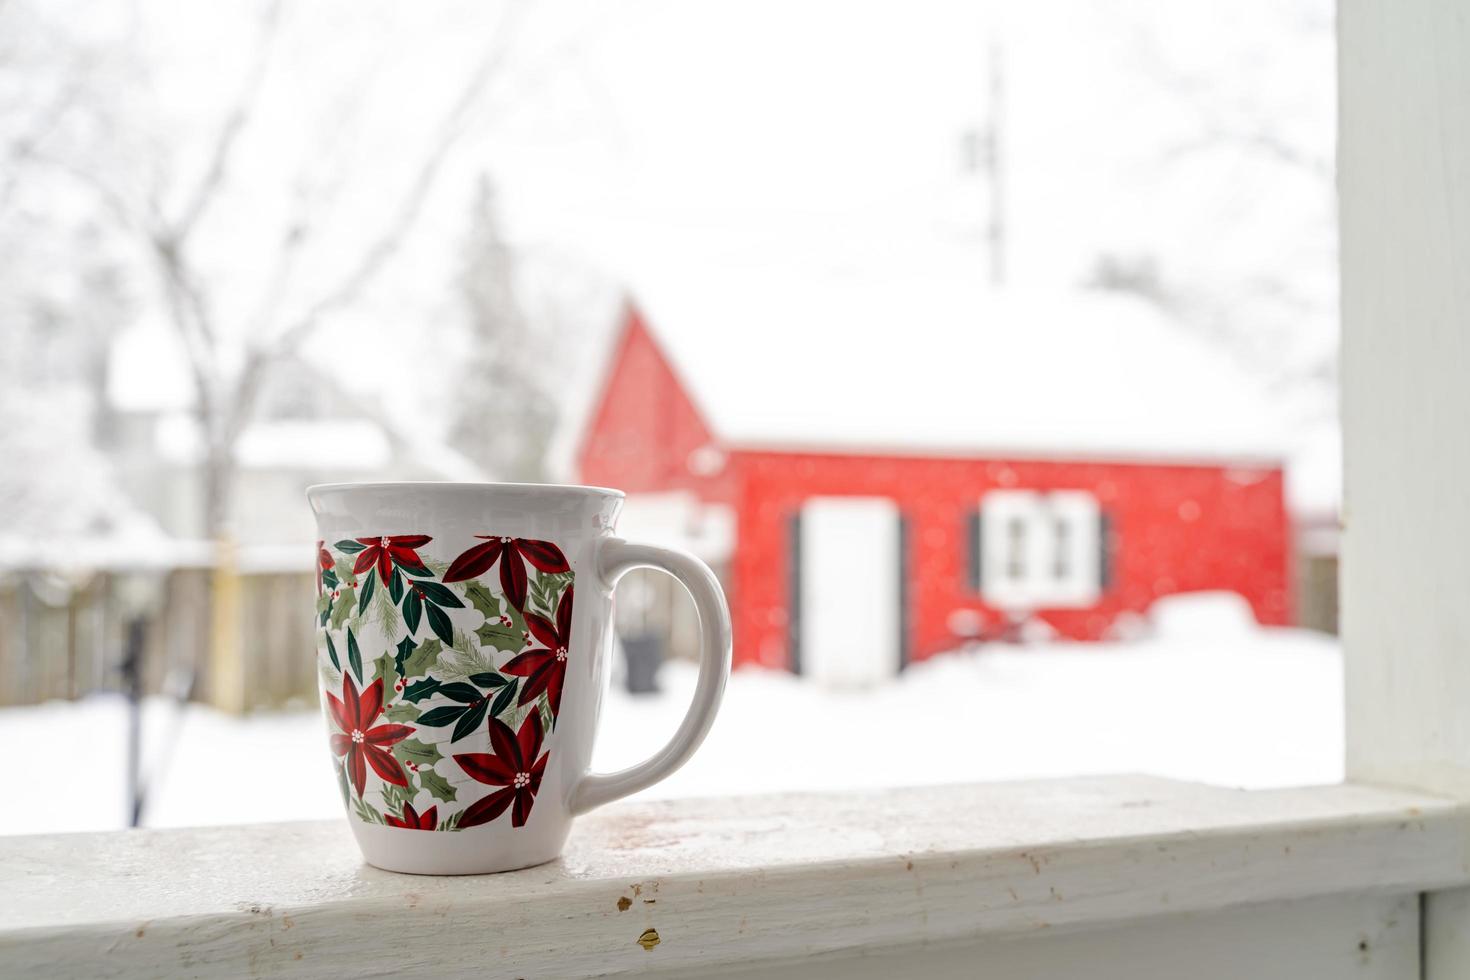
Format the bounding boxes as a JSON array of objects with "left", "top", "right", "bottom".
[
  {"left": 897, "top": 513, "right": 910, "bottom": 672},
  {"left": 966, "top": 507, "right": 984, "bottom": 592},
  {"left": 1097, "top": 511, "right": 1113, "bottom": 593},
  {"left": 787, "top": 510, "right": 803, "bottom": 676}
]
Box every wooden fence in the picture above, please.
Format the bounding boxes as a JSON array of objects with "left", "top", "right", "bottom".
[
  {"left": 0, "top": 568, "right": 318, "bottom": 711},
  {"left": 0, "top": 562, "right": 714, "bottom": 712}
]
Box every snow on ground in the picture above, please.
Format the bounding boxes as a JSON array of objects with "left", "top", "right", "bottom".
[{"left": 0, "top": 596, "right": 1341, "bottom": 837}]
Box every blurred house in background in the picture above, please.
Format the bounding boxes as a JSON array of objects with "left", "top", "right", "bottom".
[
  {"left": 102, "top": 322, "right": 485, "bottom": 546},
  {"left": 0, "top": 323, "right": 491, "bottom": 713},
  {"left": 577, "top": 260, "right": 1293, "bottom": 684},
  {"left": 1286, "top": 426, "right": 1341, "bottom": 635},
  {"left": 0, "top": 0, "right": 1341, "bottom": 713}
]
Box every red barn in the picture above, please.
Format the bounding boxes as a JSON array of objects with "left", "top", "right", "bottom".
[{"left": 577, "top": 269, "right": 1290, "bottom": 683}]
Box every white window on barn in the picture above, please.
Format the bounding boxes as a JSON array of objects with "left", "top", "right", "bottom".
[{"left": 979, "top": 490, "right": 1102, "bottom": 609}]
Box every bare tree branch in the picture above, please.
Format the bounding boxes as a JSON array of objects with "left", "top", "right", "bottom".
[
  {"left": 169, "top": 0, "right": 283, "bottom": 246},
  {"left": 151, "top": 248, "right": 219, "bottom": 419},
  {"left": 22, "top": 0, "right": 535, "bottom": 537},
  {"left": 240, "top": 214, "right": 309, "bottom": 339},
  {"left": 263, "top": 0, "right": 532, "bottom": 360},
  {"left": 1123, "top": 10, "right": 1333, "bottom": 181},
  {"left": 1161, "top": 128, "right": 1332, "bottom": 181},
  {"left": 202, "top": 0, "right": 534, "bottom": 526},
  {"left": 0, "top": 43, "right": 101, "bottom": 215}
]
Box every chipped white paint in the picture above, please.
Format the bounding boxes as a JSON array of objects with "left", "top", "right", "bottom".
[
  {"left": 1340, "top": 0, "right": 1470, "bottom": 807},
  {"left": 1340, "top": 0, "right": 1470, "bottom": 974},
  {"left": 714, "top": 895, "right": 1421, "bottom": 980},
  {"left": 2, "top": 776, "right": 1465, "bottom": 977}
]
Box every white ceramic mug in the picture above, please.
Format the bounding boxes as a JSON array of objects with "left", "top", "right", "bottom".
[{"left": 305, "top": 482, "right": 731, "bottom": 875}]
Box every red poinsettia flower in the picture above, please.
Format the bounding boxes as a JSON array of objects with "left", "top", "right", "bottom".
[
  {"left": 386, "top": 801, "right": 438, "bottom": 830},
  {"left": 326, "top": 675, "right": 413, "bottom": 797},
  {"left": 316, "top": 541, "right": 334, "bottom": 595},
  {"left": 502, "top": 585, "right": 573, "bottom": 716},
  {"left": 443, "top": 536, "right": 568, "bottom": 609},
  {"left": 454, "top": 712, "right": 549, "bottom": 828},
  {"left": 352, "top": 534, "right": 432, "bottom": 586}
]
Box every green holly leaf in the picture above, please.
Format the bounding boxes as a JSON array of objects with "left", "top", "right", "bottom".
[
  {"left": 463, "top": 582, "right": 499, "bottom": 620},
  {"left": 321, "top": 567, "right": 339, "bottom": 592},
  {"left": 450, "top": 699, "right": 490, "bottom": 742},
  {"left": 358, "top": 568, "right": 377, "bottom": 611},
  {"left": 476, "top": 611, "right": 525, "bottom": 653},
  {"left": 372, "top": 653, "right": 396, "bottom": 692},
  {"left": 402, "top": 637, "right": 442, "bottom": 678},
  {"left": 418, "top": 704, "right": 471, "bottom": 727},
  {"left": 403, "top": 588, "right": 423, "bottom": 636},
  {"left": 394, "top": 636, "right": 415, "bottom": 678},
  {"left": 330, "top": 588, "right": 357, "bottom": 630},
  {"left": 324, "top": 632, "right": 340, "bottom": 671},
  {"left": 490, "top": 678, "right": 519, "bottom": 719},
  {"left": 388, "top": 568, "right": 404, "bottom": 605},
  {"left": 416, "top": 581, "right": 464, "bottom": 609},
  {"left": 436, "top": 681, "right": 483, "bottom": 703},
  {"left": 335, "top": 539, "right": 366, "bottom": 554},
  {"left": 315, "top": 594, "right": 331, "bottom": 618},
  {"left": 385, "top": 701, "right": 421, "bottom": 723},
  {"left": 402, "top": 677, "right": 442, "bottom": 702},
  {"left": 419, "top": 768, "right": 457, "bottom": 804},
  {"left": 425, "top": 602, "right": 454, "bottom": 646},
  {"left": 468, "top": 671, "right": 509, "bottom": 689},
  {"left": 392, "top": 737, "right": 442, "bottom": 768},
  {"left": 345, "top": 626, "right": 363, "bottom": 682}
]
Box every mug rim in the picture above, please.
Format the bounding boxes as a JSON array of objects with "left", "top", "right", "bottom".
[{"left": 306, "top": 480, "right": 626, "bottom": 500}]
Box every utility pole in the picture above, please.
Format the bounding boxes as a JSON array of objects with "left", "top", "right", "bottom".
[{"left": 985, "top": 37, "right": 1006, "bottom": 287}]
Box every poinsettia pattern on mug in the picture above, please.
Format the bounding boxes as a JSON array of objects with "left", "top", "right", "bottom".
[{"left": 315, "top": 534, "right": 573, "bottom": 832}]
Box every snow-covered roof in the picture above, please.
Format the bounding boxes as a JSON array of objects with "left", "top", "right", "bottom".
[
  {"left": 622, "top": 256, "right": 1288, "bottom": 463},
  {"left": 152, "top": 414, "right": 393, "bottom": 470},
  {"left": 106, "top": 319, "right": 196, "bottom": 413}
]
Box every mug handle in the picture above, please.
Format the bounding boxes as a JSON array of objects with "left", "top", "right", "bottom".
[{"left": 567, "top": 537, "right": 732, "bottom": 815}]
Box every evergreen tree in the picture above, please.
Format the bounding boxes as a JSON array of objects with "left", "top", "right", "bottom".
[{"left": 447, "top": 175, "right": 557, "bottom": 482}]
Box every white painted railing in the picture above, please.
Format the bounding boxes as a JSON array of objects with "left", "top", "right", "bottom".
[{"left": 3, "top": 775, "right": 1465, "bottom": 978}]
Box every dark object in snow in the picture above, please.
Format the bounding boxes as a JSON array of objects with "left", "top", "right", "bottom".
[{"left": 621, "top": 633, "right": 664, "bottom": 695}]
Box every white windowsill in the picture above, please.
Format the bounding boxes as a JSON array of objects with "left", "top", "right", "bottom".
[{"left": 4, "top": 775, "right": 1466, "bottom": 978}]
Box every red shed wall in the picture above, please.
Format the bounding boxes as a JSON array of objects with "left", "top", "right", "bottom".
[
  {"left": 577, "top": 308, "right": 730, "bottom": 500},
  {"left": 726, "top": 450, "right": 1291, "bottom": 670},
  {"left": 577, "top": 311, "right": 1292, "bottom": 675}
]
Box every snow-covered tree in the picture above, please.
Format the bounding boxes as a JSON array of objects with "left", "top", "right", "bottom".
[
  {"left": 16, "top": 0, "right": 538, "bottom": 539},
  {"left": 445, "top": 175, "right": 558, "bottom": 483},
  {"left": 0, "top": 0, "right": 152, "bottom": 545}
]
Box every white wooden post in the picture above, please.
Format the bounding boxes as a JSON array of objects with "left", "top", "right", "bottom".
[{"left": 1339, "top": 0, "right": 1470, "bottom": 972}]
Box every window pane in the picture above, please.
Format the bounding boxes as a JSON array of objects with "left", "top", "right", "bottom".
[{"left": 0, "top": 0, "right": 1339, "bottom": 833}]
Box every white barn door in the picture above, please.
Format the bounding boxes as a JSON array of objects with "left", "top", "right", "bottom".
[{"left": 796, "top": 497, "right": 902, "bottom": 686}]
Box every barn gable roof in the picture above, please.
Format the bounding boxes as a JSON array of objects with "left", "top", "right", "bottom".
[{"left": 619, "top": 258, "right": 1288, "bottom": 464}]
